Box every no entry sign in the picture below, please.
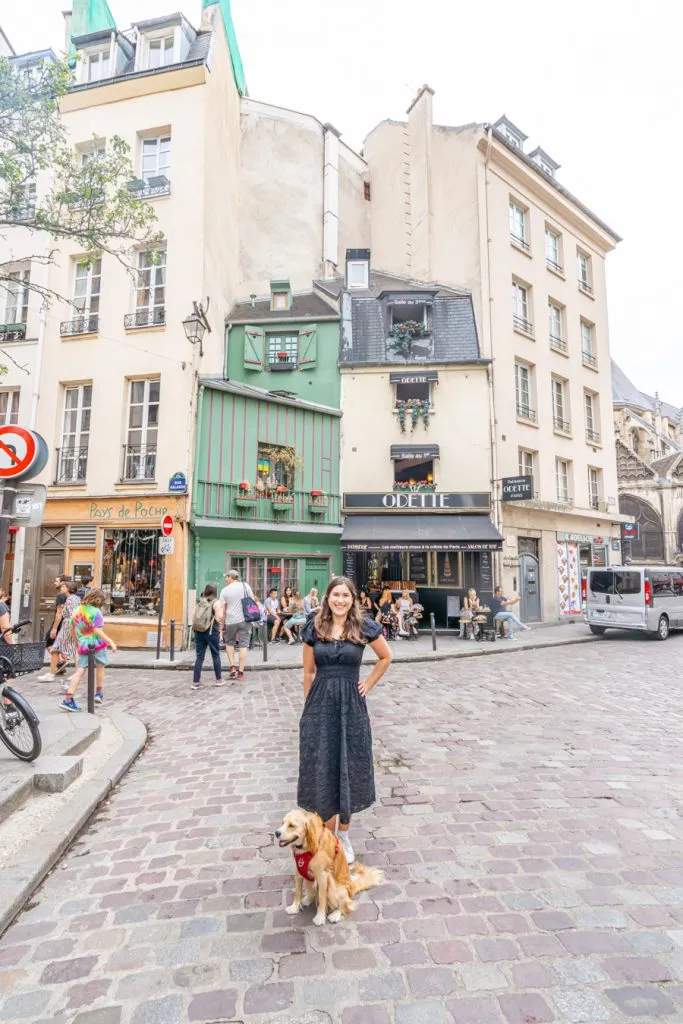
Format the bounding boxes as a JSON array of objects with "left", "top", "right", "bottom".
[
  {"left": 0, "top": 426, "right": 46, "bottom": 480},
  {"left": 161, "top": 514, "right": 174, "bottom": 537}
]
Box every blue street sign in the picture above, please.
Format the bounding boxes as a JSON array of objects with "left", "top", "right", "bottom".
[{"left": 169, "top": 472, "right": 187, "bottom": 494}]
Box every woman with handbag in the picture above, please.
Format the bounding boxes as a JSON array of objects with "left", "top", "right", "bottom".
[{"left": 191, "top": 584, "right": 224, "bottom": 690}]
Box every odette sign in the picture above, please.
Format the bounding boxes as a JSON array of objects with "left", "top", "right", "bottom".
[{"left": 343, "top": 492, "right": 491, "bottom": 512}]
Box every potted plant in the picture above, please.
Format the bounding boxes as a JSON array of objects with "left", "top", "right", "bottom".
[
  {"left": 235, "top": 481, "right": 257, "bottom": 508},
  {"left": 388, "top": 320, "right": 426, "bottom": 359},
  {"left": 271, "top": 487, "right": 294, "bottom": 513},
  {"left": 277, "top": 351, "right": 288, "bottom": 361},
  {"left": 395, "top": 398, "right": 431, "bottom": 432},
  {"left": 308, "top": 489, "right": 328, "bottom": 514}
]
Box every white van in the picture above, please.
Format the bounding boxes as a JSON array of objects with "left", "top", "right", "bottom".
[{"left": 584, "top": 566, "right": 683, "bottom": 640}]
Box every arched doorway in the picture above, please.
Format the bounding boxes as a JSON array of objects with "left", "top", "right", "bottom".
[{"left": 619, "top": 495, "right": 664, "bottom": 561}]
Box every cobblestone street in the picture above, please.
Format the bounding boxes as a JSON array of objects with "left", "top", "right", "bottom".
[{"left": 3, "top": 635, "right": 683, "bottom": 1023}]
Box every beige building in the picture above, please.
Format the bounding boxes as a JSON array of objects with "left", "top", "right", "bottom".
[
  {"left": 613, "top": 362, "right": 683, "bottom": 564},
  {"left": 364, "top": 90, "right": 625, "bottom": 620}
]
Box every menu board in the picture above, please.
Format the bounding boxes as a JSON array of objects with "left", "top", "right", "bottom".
[
  {"left": 343, "top": 551, "right": 357, "bottom": 582},
  {"left": 437, "top": 552, "right": 457, "bottom": 586},
  {"left": 410, "top": 552, "right": 428, "bottom": 584},
  {"left": 479, "top": 551, "right": 493, "bottom": 592}
]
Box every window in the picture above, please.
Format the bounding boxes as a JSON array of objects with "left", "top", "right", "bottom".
[
  {"left": 257, "top": 443, "right": 296, "bottom": 490},
  {"left": 509, "top": 200, "right": 529, "bottom": 250},
  {"left": 587, "top": 467, "right": 601, "bottom": 509},
  {"left": 393, "top": 457, "right": 435, "bottom": 488},
  {"left": 101, "top": 529, "right": 161, "bottom": 616},
  {"left": 363, "top": 181, "right": 371, "bottom": 201},
  {"left": 124, "top": 379, "right": 159, "bottom": 480},
  {"left": 85, "top": 49, "right": 109, "bottom": 82},
  {"left": 82, "top": 145, "right": 106, "bottom": 166},
  {"left": 267, "top": 332, "right": 298, "bottom": 369},
  {"left": 141, "top": 135, "right": 171, "bottom": 184},
  {"left": 584, "top": 391, "right": 600, "bottom": 443},
  {"left": 581, "top": 320, "right": 596, "bottom": 367},
  {"left": 548, "top": 301, "right": 565, "bottom": 352},
  {"left": 7, "top": 181, "right": 36, "bottom": 222},
  {"left": 512, "top": 281, "right": 532, "bottom": 333},
  {"left": 552, "top": 378, "right": 570, "bottom": 433},
  {"left": 4, "top": 268, "right": 30, "bottom": 324},
  {"left": 64, "top": 258, "right": 101, "bottom": 335},
  {"left": 518, "top": 448, "right": 535, "bottom": 478},
  {"left": 556, "top": 459, "right": 570, "bottom": 503},
  {"left": 135, "top": 250, "right": 165, "bottom": 325},
  {"left": 347, "top": 260, "right": 369, "bottom": 289},
  {"left": 545, "top": 228, "right": 562, "bottom": 273},
  {"left": 395, "top": 378, "right": 431, "bottom": 403},
  {"left": 147, "top": 35, "right": 174, "bottom": 69},
  {"left": 272, "top": 292, "right": 288, "bottom": 311},
  {"left": 577, "top": 250, "right": 593, "bottom": 293},
  {"left": 0, "top": 389, "right": 19, "bottom": 426},
  {"left": 515, "top": 362, "right": 535, "bottom": 421},
  {"left": 57, "top": 385, "right": 92, "bottom": 483},
  {"left": 614, "top": 571, "right": 642, "bottom": 596}
]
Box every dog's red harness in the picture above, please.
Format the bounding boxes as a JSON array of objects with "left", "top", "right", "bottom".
[{"left": 293, "top": 834, "right": 340, "bottom": 882}]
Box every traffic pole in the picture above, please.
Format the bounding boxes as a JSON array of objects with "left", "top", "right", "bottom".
[
  {"left": 170, "top": 619, "right": 175, "bottom": 661},
  {"left": 87, "top": 648, "right": 95, "bottom": 714},
  {"left": 430, "top": 612, "right": 437, "bottom": 651},
  {"left": 155, "top": 555, "right": 166, "bottom": 659},
  {"left": 0, "top": 485, "right": 17, "bottom": 585}
]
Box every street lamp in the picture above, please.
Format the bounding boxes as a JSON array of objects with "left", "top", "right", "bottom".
[{"left": 182, "top": 298, "right": 212, "bottom": 357}]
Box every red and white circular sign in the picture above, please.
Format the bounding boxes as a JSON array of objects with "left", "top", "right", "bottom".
[
  {"left": 161, "top": 514, "right": 174, "bottom": 537},
  {"left": 0, "top": 425, "right": 39, "bottom": 480}
]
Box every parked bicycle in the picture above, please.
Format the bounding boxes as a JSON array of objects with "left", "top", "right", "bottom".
[{"left": 0, "top": 620, "right": 43, "bottom": 762}]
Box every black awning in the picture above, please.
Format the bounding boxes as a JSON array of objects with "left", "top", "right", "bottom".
[
  {"left": 390, "top": 444, "right": 440, "bottom": 460},
  {"left": 340, "top": 514, "right": 503, "bottom": 552}
]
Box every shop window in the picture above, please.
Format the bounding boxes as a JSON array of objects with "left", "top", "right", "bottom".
[
  {"left": 282, "top": 558, "right": 299, "bottom": 593},
  {"left": 101, "top": 528, "right": 161, "bottom": 616},
  {"left": 437, "top": 552, "right": 460, "bottom": 587},
  {"left": 229, "top": 556, "right": 247, "bottom": 580},
  {"left": 395, "top": 378, "right": 431, "bottom": 403},
  {"left": 247, "top": 558, "right": 265, "bottom": 598},
  {"left": 393, "top": 457, "right": 435, "bottom": 489},
  {"left": 257, "top": 443, "right": 297, "bottom": 490}
]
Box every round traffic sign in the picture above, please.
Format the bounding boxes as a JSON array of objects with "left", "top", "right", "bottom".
[
  {"left": 0, "top": 426, "right": 41, "bottom": 480},
  {"left": 161, "top": 514, "right": 174, "bottom": 537}
]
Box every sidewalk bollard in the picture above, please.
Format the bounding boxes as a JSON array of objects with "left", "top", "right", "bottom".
[
  {"left": 263, "top": 624, "right": 268, "bottom": 663},
  {"left": 39, "top": 616, "right": 45, "bottom": 642},
  {"left": 87, "top": 648, "right": 95, "bottom": 715},
  {"left": 170, "top": 619, "right": 175, "bottom": 662},
  {"left": 430, "top": 612, "right": 437, "bottom": 652}
]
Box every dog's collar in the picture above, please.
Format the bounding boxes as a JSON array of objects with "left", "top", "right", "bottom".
[{"left": 293, "top": 832, "right": 340, "bottom": 882}]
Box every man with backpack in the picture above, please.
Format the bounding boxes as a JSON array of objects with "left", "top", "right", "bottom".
[
  {"left": 191, "top": 584, "right": 224, "bottom": 690},
  {"left": 219, "top": 569, "right": 258, "bottom": 681}
]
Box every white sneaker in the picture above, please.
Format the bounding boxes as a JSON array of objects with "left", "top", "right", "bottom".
[
  {"left": 338, "top": 832, "right": 355, "bottom": 865},
  {"left": 38, "top": 673, "right": 55, "bottom": 682}
]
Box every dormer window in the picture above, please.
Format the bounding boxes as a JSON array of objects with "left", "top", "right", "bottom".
[
  {"left": 493, "top": 115, "right": 527, "bottom": 152},
  {"left": 270, "top": 280, "right": 292, "bottom": 312},
  {"left": 85, "top": 48, "right": 109, "bottom": 82},
  {"left": 529, "top": 147, "right": 561, "bottom": 179},
  {"left": 346, "top": 248, "right": 370, "bottom": 289},
  {"left": 148, "top": 34, "right": 174, "bottom": 68}
]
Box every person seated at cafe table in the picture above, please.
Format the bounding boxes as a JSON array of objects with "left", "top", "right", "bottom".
[
  {"left": 460, "top": 587, "right": 482, "bottom": 640},
  {"left": 394, "top": 589, "right": 414, "bottom": 637},
  {"left": 490, "top": 586, "right": 530, "bottom": 640}
]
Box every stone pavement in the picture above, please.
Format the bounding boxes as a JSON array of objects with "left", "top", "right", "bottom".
[{"left": 2, "top": 633, "right": 683, "bottom": 1022}]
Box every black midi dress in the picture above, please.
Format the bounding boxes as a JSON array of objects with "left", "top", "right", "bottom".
[{"left": 297, "top": 616, "right": 383, "bottom": 825}]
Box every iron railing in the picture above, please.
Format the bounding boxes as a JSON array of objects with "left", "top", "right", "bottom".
[
  {"left": 0, "top": 322, "right": 26, "bottom": 342},
  {"left": 589, "top": 496, "right": 600, "bottom": 510},
  {"left": 127, "top": 177, "right": 171, "bottom": 200},
  {"left": 510, "top": 232, "right": 530, "bottom": 252},
  {"left": 582, "top": 350, "right": 597, "bottom": 368},
  {"left": 586, "top": 427, "right": 601, "bottom": 444},
  {"left": 60, "top": 315, "right": 99, "bottom": 337},
  {"left": 124, "top": 307, "right": 166, "bottom": 329},
  {"left": 120, "top": 444, "right": 157, "bottom": 481},
  {"left": 516, "top": 404, "right": 537, "bottom": 422},
  {"left": 54, "top": 447, "right": 89, "bottom": 484},
  {"left": 194, "top": 483, "right": 342, "bottom": 526},
  {"left": 549, "top": 334, "right": 567, "bottom": 353},
  {"left": 513, "top": 314, "right": 534, "bottom": 334},
  {"left": 578, "top": 278, "right": 593, "bottom": 295},
  {"left": 268, "top": 359, "right": 298, "bottom": 372},
  {"left": 546, "top": 257, "right": 564, "bottom": 274},
  {"left": 553, "top": 415, "right": 571, "bottom": 434}
]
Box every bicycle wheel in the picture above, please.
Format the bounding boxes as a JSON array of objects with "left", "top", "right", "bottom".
[{"left": 0, "top": 686, "right": 42, "bottom": 762}]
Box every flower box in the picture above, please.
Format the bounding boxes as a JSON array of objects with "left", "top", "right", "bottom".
[
  {"left": 235, "top": 495, "right": 258, "bottom": 509},
  {"left": 272, "top": 497, "right": 294, "bottom": 512}
]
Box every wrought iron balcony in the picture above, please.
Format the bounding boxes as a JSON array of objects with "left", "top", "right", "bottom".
[
  {"left": 54, "top": 447, "right": 88, "bottom": 485},
  {"left": 516, "top": 403, "right": 537, "bottom": 423},
  {"left": 582, "top": 350, "right": 598, "bottom": 368},
  {"left": 578, "top": 278, "right": 593, "bottom": 296},
  {"left": 549, "top": 333, "right": 567, "bottom": 353},
  {"left": 0, "top": 322, "right": 26, "bottom": 342},
  {"left": 120, "top": 444, "right": 157, "bottom": 482},
  {"left": 193, "top": 482, "right": 342, "bottom": 526},
  {"left": 586, "top": 427, "right": 601, "bottom": 444},
  {"left": 589, "top": 496, "right": 600, "bottom": 510},
  {"left": 60, "top": 314, "right": 99, "bottom": 337},
  {"left": 268, "top": 358, "right": 298, "bottom": 372},
  {"left": 510, "top": 232, "right": 530, "bottom": 252},
  {"left": 127, "top": 175, "right": 171, "bottom": 199},
  {"left": 546, "top": 257, "right": 564, "bottom": 274},
  {"left": 513, "top": 314, "right": 534, "bottom": 335},
  {"left": 6, "top": 205, "right": 36, "bottom": 223},
  {"left": 553, "top": 415, "right": 571, "bottom": 434},
  {"left": 124, "top": 307, "right": 166, "bottom": 329}
]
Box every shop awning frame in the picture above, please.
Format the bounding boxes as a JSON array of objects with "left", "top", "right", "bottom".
[
  {"left": 390, "top": 444, "right": 440, "bottom": 460},
  {"left": 340, "top": 514, "right": 503, "bottom": 552}
]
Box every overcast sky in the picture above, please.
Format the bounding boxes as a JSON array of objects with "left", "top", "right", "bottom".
[{"left": 3, "top": 0, "right": 681, "bottom": 403}]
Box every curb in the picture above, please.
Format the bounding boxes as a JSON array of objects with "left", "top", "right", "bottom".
[{"left": 0, "top": 710, "right": 147, "bottom": 938}]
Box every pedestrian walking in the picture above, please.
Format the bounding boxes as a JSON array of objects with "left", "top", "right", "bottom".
[
  {"left": 38, "top": 574, "right": 70, "bottom": 682},
  {"left": 76, "top": 573, "right": 94, "bottom": 600},
  {"left": 297, "top": 576, "right": 392, "bottom": 864},
  {"left": 60, "top": 589, "right": 117, "bottom": 712},
  {"left": 50, "top": 580, "right": 80, "bottom": 688},
  {"left": 219, "top": 569, "right": 256, "bottom": 681},
  {"left": 191, "top": 584, "right": 224, "bottom": 689},
  {"left": 491, "top": 586, "right": 530, "bottom": 640}
]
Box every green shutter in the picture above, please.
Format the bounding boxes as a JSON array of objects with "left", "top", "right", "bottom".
[
  {"left": 243, "top": 325, "right": 264, "bottom": 370},
  {"left": 299, "top": 325, "right": 317, "bottom": 369}
]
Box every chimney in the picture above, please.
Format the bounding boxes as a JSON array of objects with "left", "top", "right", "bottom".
[
  {"left": 345, "top": 249, "right": 370, "bottom": 290},
  {"left": 63, "top": 9, "right": 73, "bottom": 51},
  {"left": 406, "top": 84, "right": 434, "bottom": 281},
  {"left": 322, "top": 123, "right": 342, "bottom": 280}
]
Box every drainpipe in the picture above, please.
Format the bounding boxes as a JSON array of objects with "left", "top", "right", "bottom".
[{"left": 483, "top": 126, "right": 502, "bottom": 586}]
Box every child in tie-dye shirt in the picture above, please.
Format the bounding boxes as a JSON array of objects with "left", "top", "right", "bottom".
[{"left": 61, "top": 589, "right": 117, "bottom": 713}]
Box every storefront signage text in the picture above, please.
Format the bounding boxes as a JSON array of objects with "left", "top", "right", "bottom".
[
  {"left": 389, "top": 372, "right": 439, "bottom": 384},
  {"left": 89, "top": 501, "right": 170, "bottom": 520},
  {"left": 557, "top": 531, "right": 600, "bottom": 544},
  {"left": 344, "top": 492, "right": 491, "bottom": 512},
  {"left": 342, "top": 541, "right": 502, "bottom": 552},
  {"left": 502, "top": 475, "right": 533, "bottom": 501}
]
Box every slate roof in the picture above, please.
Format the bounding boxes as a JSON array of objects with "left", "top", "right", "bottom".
[
  {"left": 199, "top": 376, "right": 341, "bottom": 416},
  {"left": 227, "top": 290, "right": 338, "bottom": 324},
  {"left": 319, "top": 270, "right": 481, "bottom": 366},
  {"left": 612, "top": 361, "right": 681, "bottom": 423},
  {"left": 651, "top": 452, "right": 683, "bottom": 477}
]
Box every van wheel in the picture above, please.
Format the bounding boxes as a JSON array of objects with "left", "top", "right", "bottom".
[
  {"left": 654, "top": 615, "right": 670, "bottom": 641},
  {"left": 589, "top": 625, "right": 606, "bottom": 636}
]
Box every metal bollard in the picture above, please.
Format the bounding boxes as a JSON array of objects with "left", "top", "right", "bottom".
[
  {"left": 87, "top": 648, "right": 95, "bottom": 715},
  {"left": 39, "top": 616, "right": 45, "bottom": 642},
  {"left": 430, "top": 612, "right": 437, "bottom": 652},
  {"left": 170, "top": 619, "right": 175, "bottom": 662},
  {"left": 262, "top": 623, "right": 268, "bottom": 663}
]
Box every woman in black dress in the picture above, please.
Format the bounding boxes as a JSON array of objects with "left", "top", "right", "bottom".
[{"left": 298, "top": 576, "right": 392, "bottom": 864}]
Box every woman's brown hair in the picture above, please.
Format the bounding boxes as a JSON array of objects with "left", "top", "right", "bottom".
[
  {"left": 83, "top": 589, "right": 106, "bottom": 607},
  {"left": 313, "top": 576, "right": 367, "bottom": 644}
]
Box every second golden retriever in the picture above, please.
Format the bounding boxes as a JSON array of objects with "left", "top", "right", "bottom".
[{"left": 275, "top": 808, "right": 383, "bottom": 925}]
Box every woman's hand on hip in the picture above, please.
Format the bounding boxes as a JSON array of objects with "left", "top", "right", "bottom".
[{"left": 358, "top": 679, "right": 370, "bottom": 697}]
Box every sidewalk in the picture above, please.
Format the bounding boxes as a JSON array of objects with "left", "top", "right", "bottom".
[{"left": 114, "top": 620, "right": 597, "bottom": 672}]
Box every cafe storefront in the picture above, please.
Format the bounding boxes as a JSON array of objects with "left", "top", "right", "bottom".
[
  {"left": 556, "top": 529, "right": 620, "bottom": 617},
  {"left": 341, "top": 491, "right": 503, "bottom": 626},
  {"left": 36, "top": 494, "right": 188, "bottom": 648}
]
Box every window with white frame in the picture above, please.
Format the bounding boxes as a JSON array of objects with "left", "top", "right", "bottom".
[
  {"left": 58, "top": 384, "right": 92, "bottom": 483},
  {"left": 577, "top": 249, "right": 592, "bottom": 292},
  {"left": 556, "top": 458, "right": 570, "bottom": 503},
  {"left": 518, "top": 447, "right": 535, "bottom": 479},
  {"left": 124, "top": 379, "right": 160, "bottom": 480},
  {"left": 82, "top": 145, "right": 105, "bottom": 166},
  {"left": 84, "top": 49, "right": 109, "bottom": 82},
  {"left": 552, "top": 377, "right": 569, "bottom": 432},
  {"left": 509, "top": 200, "right": 529, "bottom": 249},
  {"left": 4, "top": 267, "right": 30, "bottom": 324},
  {"left": 515, "top": 361, "right": 534, "bottom": 419},
  {"left": 73, "top": 258, "right": 101, "bottom": 325},
  {"left": 581, "top": 320, "right": 596, "bottom": 366},
  {"left": 266, "top": 332, "right": 298, "bottom": 368},
  {"left": 347, "top": 260, "right": 369, "bottom": 289},
  {"left": 147, "top": 34, "right": 174, "bottom": 69},
  {"left": 548, "top": 301, "right": 564, "bottom": 350},
  {"left": 587, "top": 466, "right": 601, "bottom": 509},
  {"left": 141, "top": 134, "right": 171, "bottom": 184},
  {"left": 135, "top": 250, "right": 166, "bottom": 325},
  {"left": 0, "top": 389, "right": 20, "bottom": 426},
  {"left": 545, "top": 227, "right": 562, "bottom": 271},
  {"left": 584, "top": 391, "right": 599, "bottom": 443},
  {"left": 512, "top": 280, "right": 532, "bottom": 332},
  {"left": 8, "top": 181, "right": 36, "bottom": 222}
]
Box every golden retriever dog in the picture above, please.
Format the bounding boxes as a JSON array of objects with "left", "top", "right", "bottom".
[{"left": 275, "top": 809, "right": 384, "bottom": 926}]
